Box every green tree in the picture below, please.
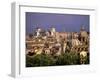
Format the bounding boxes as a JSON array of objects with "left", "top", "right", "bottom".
[
  {"left": 26, "top": 54, "right": 55, "bottom": 67},
  {"left": 56, "top": 52, "right": 79, "bottom": 65}
]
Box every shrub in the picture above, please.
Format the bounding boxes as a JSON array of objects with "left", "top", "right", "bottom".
[
  {"left": 26, "top": 52, "right": 89, "bottom": 67},
  {"left": 56, "top": 52, "right": 79, "bottom": 65},
  {"left": 26, "top": 54, "right": 55, "bottom": 67}
]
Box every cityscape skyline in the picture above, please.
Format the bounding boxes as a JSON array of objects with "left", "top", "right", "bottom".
[
  {"left": 26, "top": 12, "right": 90, "bottom": 67},
  {"left": 26, "top": 12, "right": 89, "bottom": 34}
]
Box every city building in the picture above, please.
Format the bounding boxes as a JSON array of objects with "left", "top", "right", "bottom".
[{"left": 26, "top": 26, "right": 89, "bottom": 56}]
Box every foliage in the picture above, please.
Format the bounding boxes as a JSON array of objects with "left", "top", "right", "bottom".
[
  {"left": 56, "top": 52, "right": 79, "bottom": 65},
  {"left": 26, "top": 52, "right": 89, "bottom": 67},
  {"left": 26, "top": 54, "right": 55, "bottom": 67}
]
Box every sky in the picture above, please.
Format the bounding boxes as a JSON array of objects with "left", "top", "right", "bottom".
[{"left": 26, "top": 12, "right": 89, "bottom": 34}]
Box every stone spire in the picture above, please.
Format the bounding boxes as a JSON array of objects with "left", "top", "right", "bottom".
[{"left": 81, "top": 25, "right": 85, "bottom": 31}]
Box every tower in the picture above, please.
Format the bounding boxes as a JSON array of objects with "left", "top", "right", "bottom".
[
  {"left": 81, "top": 25, "right": 85, "bottom": 31},
  {"left": 80, "top": 25, "right": 88, "bottom": 43},
  {"left": 35, "top": 27, "right": 41, "bottom": 37},
  {"left": 50, "top": 27, "right": 56, "bottom": 36}
]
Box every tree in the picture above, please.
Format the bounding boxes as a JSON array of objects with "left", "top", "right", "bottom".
[
  {"left": 26, "top": 54, "right": 55, "bottom": 67},
  {"left": 26, "top": 51, "right": 88, "bottom": 67},
  {"left": 56, "top": 52, "right": 79, "bottom": 65}
]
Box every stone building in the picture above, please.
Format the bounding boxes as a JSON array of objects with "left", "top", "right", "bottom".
[
  {"left": 26, "top": 26, "right": 89, "bottom": 56},
  {"left": 80, "top": 26, "right": 89, "bottom": 44}
]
